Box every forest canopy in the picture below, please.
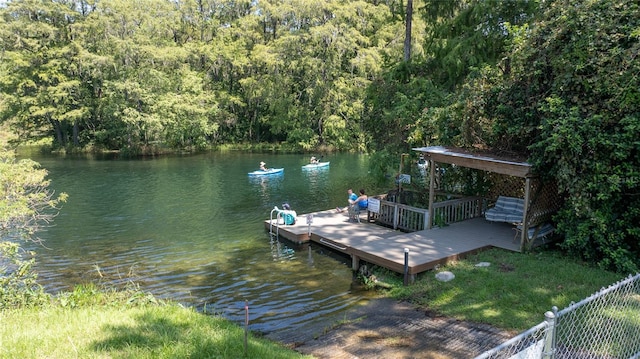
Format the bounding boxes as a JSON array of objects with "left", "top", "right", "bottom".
[
  {"left": 1, "top": 0, "right": 639, "bottom": 273},
  {"left": 1, "top": 0, "right": 417, "bottom": 153}
]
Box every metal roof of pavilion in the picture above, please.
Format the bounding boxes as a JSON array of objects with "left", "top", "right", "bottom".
[{"left": 413, "top": 146, "right": 534, "bottom": 178}]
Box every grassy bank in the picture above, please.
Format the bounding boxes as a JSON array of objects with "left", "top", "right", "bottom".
[
  {"left": 1, "top": 248, "right": 625, "bottom": 358},
  {"left": 1, "top": 299, "right": 310, "bottom": 359},
  {"left": 389, "top": 247, "right": 623, "bottom": 331}
]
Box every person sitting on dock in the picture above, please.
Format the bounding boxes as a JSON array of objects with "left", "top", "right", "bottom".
[
  {"left": 336, "top": 188, "right": 358, "bottom": 212},
  {"left": 259, "top": 161, "right": 268, "bottom": 171},
  {"left": 350, "top": 189, "right": 368, "bottom": 210},
  {"left": 346, "top": 189, "right": 368, "bottom": 222}
]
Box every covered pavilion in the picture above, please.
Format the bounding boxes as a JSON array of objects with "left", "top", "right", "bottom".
[{"left": 413, "top": 146, "right": 560, "bottom": 251}]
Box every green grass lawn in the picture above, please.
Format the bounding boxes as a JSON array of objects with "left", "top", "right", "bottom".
[
  {"left": 1, "top": 302, "right": 311, "bottom": 359},
  {"left": 389, "top": 247, "right": 624, "bottom": 331}
]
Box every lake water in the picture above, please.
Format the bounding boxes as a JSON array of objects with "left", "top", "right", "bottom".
[{"left": 19, "top": 150, "right": 393, "bottom": 334}]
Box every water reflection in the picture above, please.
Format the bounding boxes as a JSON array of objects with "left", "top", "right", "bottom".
[
  {"left": 307, "top": 245, "right": 315, "bottom": 268},
  {"left": 248, "top": 172, "right": 285, "bottom": 206},
  {"left": 302, "top": 166, "right": 330, "bottom": 195},
  {"left": 269, "top": 236, "right": 296, "bottom": 261}
]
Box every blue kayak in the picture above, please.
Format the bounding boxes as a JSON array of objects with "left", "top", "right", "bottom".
[
  {"left": 301, "top": 162, "right": 330, "bottom": 169},
  {"left": 248, "top": 168, "right": 284, "bottom": 176}
]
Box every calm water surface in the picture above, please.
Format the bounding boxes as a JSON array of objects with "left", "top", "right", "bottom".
[{"left": 20, "top": 151, "right": 391, "bottom": 334}]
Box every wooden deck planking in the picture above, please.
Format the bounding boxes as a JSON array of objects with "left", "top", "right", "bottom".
[
  {"left": 264, "top": 210, "right": 519, "bottom": 277},
  {"left": 264, "top": 209, "right": 399, "bottom": 243}
]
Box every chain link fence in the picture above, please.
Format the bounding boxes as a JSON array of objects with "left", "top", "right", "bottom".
[{"left": 475, "top": 273, "right": 640, "bottom": 359}]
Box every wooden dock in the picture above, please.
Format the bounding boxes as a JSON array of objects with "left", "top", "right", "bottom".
[{"left": 264, "top": 210, "right": 520, "bottom": 278}]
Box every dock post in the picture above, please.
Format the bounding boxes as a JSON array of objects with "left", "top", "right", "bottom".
[{"left": 403, "top": 248, "right": 409, "bottom": 285}]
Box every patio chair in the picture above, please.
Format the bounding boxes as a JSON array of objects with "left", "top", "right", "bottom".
[{"left": 348, "top": 205, "right": 361, "bottom": 223}]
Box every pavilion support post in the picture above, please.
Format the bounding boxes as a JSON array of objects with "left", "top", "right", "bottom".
[
  {"left": 428, "top": 158, "right": 436, "bottom": 229},
  {"left": 393, "top": 205, "right": 399, "bottom": 230},
  {"left": 521, "top": 177, "right": 532, "bottom": 251}
]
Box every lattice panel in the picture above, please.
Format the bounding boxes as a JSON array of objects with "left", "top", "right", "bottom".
[
  {"left": 527, "top": 180, "right": 561, "bottom": 227},
  {"left": 486, "top": 173, "right": 561, "bottom": 228},
  {"left": 486, "top": 172, "right": 526, "bottom": 202}
]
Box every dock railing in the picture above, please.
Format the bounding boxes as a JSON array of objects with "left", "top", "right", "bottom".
[
  {"left": 369, "top": 196, "right": 484, "bottom": 232},
  {"left": 431, "top": 196, "right": 484, "bottom": 227},
  {"left": 370, "top": 200, "right": 429, "bottom": 232}
]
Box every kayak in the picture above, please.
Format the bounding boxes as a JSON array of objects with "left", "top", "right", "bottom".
[
  {"left": 302, "top": 162, "right": 330, "bottom": 169},
  {"left": 248, "top": 168, "right": 284, "bottom": 176}
]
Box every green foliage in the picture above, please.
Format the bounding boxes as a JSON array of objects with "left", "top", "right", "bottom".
[
  {"left": 531, "top": 101, "right": 640, "bottom": 273},
  {"left": 0, "top": 147, "right": 66, "bottom": 309},
  {"left": 0, "top": 146, "right": 66, "bottom": 308},
  {"left": 357, "top": 265, "right": 402, "bottom": 290},
  {"left": 0, "top": 241, "right": 50, "bottom": 309},
  {"left": 0, "top": 148, "right": 67, "bottom": 239},
  {"left": 363, "top": 0, "right": 539, "bottom": 152},
  {"left": 368, "top": 149, "right": 401, "bottom": 187},
  {"left": 439, "top": 163, "right": 492, "bottom": 196},
  {"left": 512, "top": 0, "right": 639, "bottom": 273},
  {"left": 2, "top": 0, "right": 639, "bottom": 274},
  {"left": 0, "top": 0, "right": 407, "bottom": 153},
  {"left": 365, "top": 63, "right": 446, "bottom": 151},
  {"left": 56, "top": 282, "right": 160, "bottom": 308},
  {"left": 432, "top": 0, "right": 640, "bottom": 273},
  {"left": 420, "top": 0, "right": 539, "bottom": 89}
]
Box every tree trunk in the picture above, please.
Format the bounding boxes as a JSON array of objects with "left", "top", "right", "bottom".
[
  {"left": 404, "top": 0, "right": 413, "bottom": 62},
  {"left": 50, "top": 118, "right": 65, "bottom": 146}
]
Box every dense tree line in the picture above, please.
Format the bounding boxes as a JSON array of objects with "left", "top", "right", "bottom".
[
  {"left": 0, "top": 0, "right": 416, "bottom": 154},
  {"left": 1, "top": 0, "right": 639, "bottom": 273}
]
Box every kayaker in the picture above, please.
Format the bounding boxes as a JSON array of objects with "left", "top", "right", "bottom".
[{"left": 259, "top": 161, "right": 268, "bottom": 171}]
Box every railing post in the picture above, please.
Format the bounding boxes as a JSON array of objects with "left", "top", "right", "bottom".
[
  {"left": 424, "top": 210, "right": 429, "bottom": 231},
  {"left": 542, "top": 310, "right": 556, "bottom": 359}
]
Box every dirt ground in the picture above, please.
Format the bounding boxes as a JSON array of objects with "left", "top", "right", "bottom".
[{"left": 266, "top": 297, "right": 515, "bottom": 359}]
